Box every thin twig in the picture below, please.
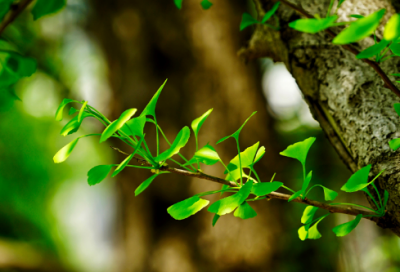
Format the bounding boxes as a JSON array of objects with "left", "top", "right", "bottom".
[
  {"left": 111, "top": 146, "right": 381, "bottom": 224},
  {"left": 0, "top": 0, "right": 34, "bottom": 35},
  {"left": 278, "top": 0, "right": 400, "bottom": 98}
]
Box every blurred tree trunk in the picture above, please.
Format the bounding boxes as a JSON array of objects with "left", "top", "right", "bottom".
[
  {"left": 239, "top": 0, "right": 400, "bottom": 235},
  {"left": 87, "top": 1, "right": 285, "bottom": 271}
]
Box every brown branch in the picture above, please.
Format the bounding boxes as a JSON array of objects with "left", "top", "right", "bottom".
[
  {"left": 111, "top": 146, "right": 383, "bottom": 224},
  {"left": 278, "top": 0, "right": 400, "bottom": 98},
  {"left": 0, "top": 0, "right": 34, "bottom": 35}
]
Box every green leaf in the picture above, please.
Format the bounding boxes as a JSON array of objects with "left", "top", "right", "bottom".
[
  {"left": 140, "top": 79, "right": 167, "bottom": 118},
  {"left": 320, "top": 186, "right": 338, "bottom": 201},
  {"left": 212, "top": 214, "right": 220, "bottom": 226},
  {"left": 383, "top": 190, "right": 389, "bottom": 209},
  {"left": 0, "top": 51, "right": 37, "bottom": 88},
  {"left": 356, "top": 39, "right": 390, "bottom": 59},
  {"left": 338, "top": 0, "right": 346, "bottom": 8},
  {"left": 234, "top": 201, "right": 257, "bottom": 219},
  {"left": 280, "top": 137, "right": 316, "bottom": 168},
  {"left": 261, "top": 2, "right": 280, "bottom": 23},
  {"left": 392, "top": 73, "right": 400, "bottom": 77},
  {"left": 349, "top": 14, "right": 364, "bottom": 19},
  {"left": 53, "top": 138, "right": 79, "bottom": 163},
  {"left": 0, "top": 0, "right": 12, "bottom": 21},
  {"left": 100, "top": 108, "right": 137, "bottom": 143},
  {"left": 217, "top": 111, "right": 257, "bottom": 144},
  {"left": 55, "top": 98, "right": 75, "bottom": 121},
  {"left": 200, "top": 0, "right": 213, "bottom": 10},
  {"left": 384, "top": 13, "right": 400, "bottom": 41},
  {"left": 253, "top": 146, "right": 265, "bottom": 165},
  {"left": 32, "top": 0, "right": 66, "bottom": 20},
  {"left": 194, "top": 143, "right": 220, "bottom": 165},
  {"left": 288, "top": 16, "right": 338, "bottom": 34},
  {"left": 112, "top": 138, "right": 144, "bottom": 177},
  {"left": 301, "top": 171, "right": 313, "bottom": 194},
  {"left": 174, "top": 0, "right": 183, "bottom": 9},
  {"left": 60, "top": 112, "right": 94, "bottom": 136},
  {"left": 135, "top": 173, "right": 167, "bottom": 196},
  {"left": 208, "top": 181, "right": 253, "bottom": 215},
  {"left": 332, "top": 214, "right": 362, "bottom": 237},
  {"left": 155, "top": 126, "right": 190, "bottom": 161},
  {"left": 77, "top": 101, "right": 88, "bottom": 123},
  {"left": 301, "top": 206, "right": 318, "bottom": 224},
  {"left": 183, "top": 156, "right": 198, "bottom": 166},
  {"left": 69, "top": 107, "right": 78, "bottom": 115},
  {"left": 390, "top": 42, "right": 400, "bottom": 56},
  {"left": 122, "top": 115, "right": 147, "bottom": 137},
  {"left": 251, "top": 182, "right": 283, "bottom": 196},
  {"left": 333, "top": 9, "right": 386, "bottom": 45},
  {"left": 240, "top": 13, "right": 259, "bottom": 31},
  {"left": 167, "top": 196, "right": 209, "bottom": 220},
  {"left": 191, "top": 108, "right": 213, "bottom": 138},
  {"left": 224, "top": 142, "right": 259, "bottom": 174},
  {"left": 394, "top": 103, "right": 400, "bottom": 117},
  {"left": 341, "top": 164, "right": 371, "bottom": 192},
  {"left": 307, "top": 215, "right": 329, "bottom": 239},
  {"left": 298, "top": 225, "right": 309, "bottom": 241},
  {"left": 288, "top": 191, "right": 302, "bottom": 202},
  {"left": 87, "top": 165, "right": 113, "bottom": 186}
]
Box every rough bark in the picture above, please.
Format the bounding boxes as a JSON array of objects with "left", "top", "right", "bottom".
[{"left": 240, "top": 0, "right": 400, "bottom": 235}]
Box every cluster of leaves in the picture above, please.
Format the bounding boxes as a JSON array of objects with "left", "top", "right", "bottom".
[
  {"left": 54, "top": 80, "right": 388, "bottom": 240},
  {"left": 0, "top": 0, "right": 66, "bottom": 105}
]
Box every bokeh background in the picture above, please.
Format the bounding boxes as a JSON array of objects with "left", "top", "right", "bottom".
[{"left": 1, "top": 0, "right": 400, "bottom": 271}]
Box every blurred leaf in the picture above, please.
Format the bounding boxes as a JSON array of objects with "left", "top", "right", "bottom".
[
  {"left": 212, "top": 214, "right": 220, "bottom": 226},
  {"left": 68, "top": 107, "right": 78, "bottom": 115},
  {"left": 392, "top": 73, "right": 400, "bottom": 77},
  {"left": 53, "top": 138, "right": 79, "bottom": 163},
  {"left": 338, "top": 0, "right": 346, "bottom": 8},
  {"left": 301, "top": 206, "right": 318, "bottom": 224},
  {"left": 0, "top": 51, "right": 36, "bottom": 88},
  {"left": 253, "top": 146, "right": 265, "bottom": 165},
  {"left": 356, "top": 39, "right": 389, "bottom": 59},
  {"left": 301, "top": 171, "right": 313, "bottom": 194},
  {"left": 32, "top": 0, "right": 66, "bottom": 20},
  {"left": 100, "top": 108, "right": 137, "bottom": 143},
  {"left": 0, "top": 0, "right": 13, "bottom": 21},
  {"left": 390, "top": 42, "right": 400, "bottom": 56},
  {"left": 333, "top": 9, "right": 386, "bottom": 44},
  {"left": 112, "top": 138, "right": 143, "bottom": 177},
  {"left": 191, "top": 108, "right": 213, "bottom": 138},
  {"left": 341, "top": 164, "right": 371, "bottom": 192},
  {"left": 280, "top": 137, "right": 316, "bottom": 168},
  {"left": 217, "top": 111, "right": 257, "bottom": 144},
  {"left": 60, "top": 112, "right": 93, "bottom": 136},
  {"left": 240, "top": 13, "right": 259, "bottom": 31},
  {"left": 383, "top": 190, "right": 389, "bottom": 209},
  {"left": 135, "top": 173, "right": 167, "bottom": 196},
  {"left": 288, "top": 190, "right": 302, "bottom": 202},
  {"left": 394, "top": 103, "right": 400, "bottom": 116},
  {"left": 261, "top": 2, "right": 280, "bottom": 23},
  {"left": 384, "top": 13, "right": 400, "bottom": 41},
  {"left": 208, "top": 181, "right": 253, "bottom": 215},
  {"left": 183, "top": 156, "right": 198, "bottom": 166},
  {"left": 349, "top": 14, "right": 364, "bottom": 19},
  {"left": 140, "top": 79, "right": 167, "bottom": 118},
  {"left": 87, "top": 165, "right": 113, "bottom": 186},
  {"left": 122, "top": 115, "right": 147, "bottom": 137},
  {"left": 155, "top": 126, "right": 190, "bottom": 161},
  {"left": 251, "top": 182, "right": 283, "bottom": 196},
  {"left": 174, "top": 0, "right": 183, "bottom": 9},
  {"left": 194, "top": 143, "right": 220, "bottom": 165},
  {"left": 77, "top": 101, "right": 87, "bottom": 123},
  {"left": 55, "top": 98, "right": 75, "bottom": 121},
  {"left": 234, "top": 201, "right": 257, "bottom": 219},
  {"left": 200, "top": 0, "right": 213, "bottom": 10},
  {"left": 332, "top": 214, "right": 362, "bottom": 237},
  {"left": 168, "top": 196, "right": 209, "bottom": 220},
  {"left": 288, "top": 16, "right": 337, "bottom": 34}
]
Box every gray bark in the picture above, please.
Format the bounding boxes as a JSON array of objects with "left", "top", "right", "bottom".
[{"left": 241, "top": 0, "right": 400, "bottom": 235}]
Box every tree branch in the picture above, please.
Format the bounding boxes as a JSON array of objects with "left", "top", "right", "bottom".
[
  {"left": 277, "top": 0, "right": 400, "bottom": 98},
  {"left": 111, "top": 146, "right": 384, "bottom": 225},
  {"left": 0, "top": 0, "right": 33, "bottom": 35}
]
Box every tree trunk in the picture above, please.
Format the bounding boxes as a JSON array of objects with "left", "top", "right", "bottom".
[
  {"left": 87, "top": 0, "right": 285, "bottom": 270},
  {"left": 240, "top": 0, "right": 400, "bottom": 235}
]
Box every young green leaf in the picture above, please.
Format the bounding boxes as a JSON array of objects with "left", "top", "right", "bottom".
[
  {"left": 200, "top": 0, "right": 213, "bottom": 10},
  {"left": 301, "top": 171, "right": 313, "bottom": 194},
  {"left": 261, "top": 2, "right": 280, "bottom": 23},
  {"left": 168, "top": 196, "right": 210, "bottom": 220},
  {"left": 191, "top": 108, "right": 213, "bottom": 139},
  {"left": 394, "top": 103, "right": 400, "bottom": 117},
  {"left": 100, "top": 108, "right": 137, "bottom": 143},
  {"left": 32, "top": 0, "right": 66, "bottom": 20},
  {"left": 140, "top": 79, "right": 167, "bottom": 118},
  {"left": 60, "top": 112, "right": 94, "bottom": 136},
  {"left": 208, "top": 181, "right": 253, "bottom": 215},
  {"left": 212, "top": 214, "right": 220, "bottom": 226},
  {"left": 253, "top": 146, "right": 265, "bottom": 165},
  {"left": 332, "top": 214, "right": 363, "bottom": 237},
  {"left": 301, "top": 206, "right": 318, "bottom": 224},
  {"left": 341, "top": 164, "right": 371, "bottom": 192},
  {"left": 320, "top": 186, "right": 338, "bottom": 201},
  {"left": 55, "top": 98, "right": 76, "bottom": 121},
  {"left": 298, "top": 225, "right": 309, "bottom": 241},
  {"left": 384, "top": 13, "right": 400, "bottom": 41},
  {"left": 155, "top": 126, "right": 190, "bottom": 162},
  {"left": 194, "top": 143, "right": 220, "bottom": 165},
  {"left": 216, "top": 111, "right": 257, "bottom": 144},
  {"left": 356, "top": 39, "right": 390, "bottom": 59},
  {"left": 288, "top": 191, "right": 302, "bottom": 202},
  {"left": 307, "top": 215, "right": 329, "bottom": 239},
  {"left": 77, "top": 101, "right": 88, "bottom": 123},
  {"left": 390, "top": 42, "right": 400, "bottom": 56},
  {"left": 289, "top": 16, "right": 338, "bottom": 34},
  {"left": 240, "top": 13, "right": 259, "bottom": 31},
  {"left": 135, "top": 173, "right": 167, "bottom": 196},
  {"left": 280, "top": 137, "right": 316, "bottom": 168},
  {"left": 333, "top": 9, "right": 386, "bottom": 44},
  {"left": 225, "top": 142, "right": 259, "bottom": 174},
  {"left": 53, "top": 138, "right": 79, "bottom": 163},
  {"left": 122, "top": 115, "right": 147, "bottom": 137},
  {"left": 87, "top": 165, "right": 113, "bottom": 186},
  {"left": 383, "top": 190, "right": 389, "bottom": 209},
  {"left": 349, "top": 14, "right": 364, "bottom": 19},
  {"left": 69, "top": 107, "right": 78, "bottom": 115},
  {"left": 251, "top": 182, "right": 283, "bottom": 196},
  {"left": 234, "top": 201, "right": 257, "bottom": 219}
]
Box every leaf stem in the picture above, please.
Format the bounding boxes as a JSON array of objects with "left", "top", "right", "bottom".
[
  {"left": 330, "top": 202, "right": 377, "bottom": 213},
  {"left": 219, "top": 159, "right": 240, "bottom": 187},
  {"left": 236, "top": 138, "right": 243, "bottom": 186}
]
